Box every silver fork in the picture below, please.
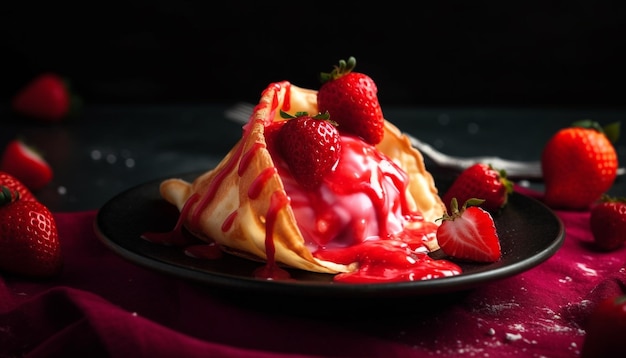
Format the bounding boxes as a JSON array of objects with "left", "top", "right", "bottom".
[{"left": 224, "top": 102, "right": 624, "bottom": 181}]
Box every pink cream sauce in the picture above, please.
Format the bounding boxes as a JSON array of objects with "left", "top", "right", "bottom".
[{"left": 143, "top": 82, "right": 461, "bottom": 283}]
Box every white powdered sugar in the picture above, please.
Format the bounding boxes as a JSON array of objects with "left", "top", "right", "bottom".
[
  {"left": 575, "top": 263, "right": 598, "bottom": 277},
  {"left": 505, "top": 332, "right": 523, "bottom": 342}
]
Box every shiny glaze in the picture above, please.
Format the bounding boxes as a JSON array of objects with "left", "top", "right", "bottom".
[
  {"left": 143, "top": 82, "right": 461, "bottom": 283},
  {"left": 269, "top": 130, "right": 461, "bottom": 282}
]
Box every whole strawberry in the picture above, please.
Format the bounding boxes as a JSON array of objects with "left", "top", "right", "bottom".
[
  {"left": 0, "top": 186, "right": 62, "bottom": 278},
  {"left": 442, "top": 163, "right": 513, "bottom": 214},
  {"left": 277, "top": 111, "right": 341, "bottom": 190},
  {"left": 581, "top": 294, "right": 626, "bottom": 357},
  {"left": 12, "top": 72, "right": 79, "bottom": 122},
  {"left": 0, "top": 171, "right": 37, "bottom": 202},
  {"left": 541, "top": 120, "right": 619, "bottom": 210},
  {"left": 436, "top": 198, "right": 502, "bottom": 263},
  {"left": 0, "top": 139, "right": 54, "bottom": 191},
  {"left": 589, "top": 195, "right": 626, "bottom": 251},
  {"left": 317, "top": 57, "right": 385, "bottom": 145}
]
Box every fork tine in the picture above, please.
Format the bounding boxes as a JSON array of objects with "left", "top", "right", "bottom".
[{"left": 222, "top": 102, "right": 623, "bottom": 180}]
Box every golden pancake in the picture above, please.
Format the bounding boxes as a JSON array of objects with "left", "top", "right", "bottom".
[{"left": 158, "top": 81, "right": 446, "bottom": 275}]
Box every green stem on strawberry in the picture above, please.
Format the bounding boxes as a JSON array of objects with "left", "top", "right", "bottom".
[
  {"left": 439, "top": 197, "right": 486, "bottom": 220},
  {"left": 598, "top": 193, "right": 626, "bottom": 203},
  {"left": 319, "top": 56, "right": 357, "bottom": 83},
  {"left": 603, "top": 121, "right": 620, "bottom": 144},
  {"left": 0, "top": 186, "right": 20, "bottom": 206},
  {"left": 279, "top": 110, "right": 337, "bottom": 126},
  {"left": 571, "top": 119, "right": 620, "bottom": 144}
]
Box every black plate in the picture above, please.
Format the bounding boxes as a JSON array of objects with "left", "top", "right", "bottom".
[{"left": 95, "top": 172, "right": 565, "bottom": 298}]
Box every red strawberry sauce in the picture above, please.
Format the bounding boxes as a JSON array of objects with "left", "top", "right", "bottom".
[{"left": 143, "top": 81, "right": 461, "bottom": 283}]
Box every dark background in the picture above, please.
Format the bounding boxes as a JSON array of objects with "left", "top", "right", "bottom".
[{"left": 2, "top": 1, "right": 626, "bottom": 108}]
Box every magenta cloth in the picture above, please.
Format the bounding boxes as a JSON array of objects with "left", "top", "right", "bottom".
[{"left": 1, "top": 187, "right": 626, "bottom": 357}]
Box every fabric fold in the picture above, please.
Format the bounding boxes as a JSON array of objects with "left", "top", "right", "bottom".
[{"left": 1, "top": 191, "right": 625, "bottom": 357}]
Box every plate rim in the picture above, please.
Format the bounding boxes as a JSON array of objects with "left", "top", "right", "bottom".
[{"left": 94, "top": 173, "right": 565, "bottom": 298}]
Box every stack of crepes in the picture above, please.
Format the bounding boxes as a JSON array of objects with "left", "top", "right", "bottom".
[{"left": 154, "top": 81, "right": 461, "bottom": 282}]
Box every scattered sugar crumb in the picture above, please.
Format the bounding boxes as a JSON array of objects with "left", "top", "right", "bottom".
[
  {"left": 569, "top": 341, "right": 581, "bottom": 355},
  {"left": 536, "top": 319, "right": 585, "bottom": 335},
  {"left": 558, "top": 276, "right": 572, "bottom": 283},
  {"left": 505, "top": 332, "right": 523, "bottom": 342},
  {"left": 576, "top": 263, "right": 598, "bottom": 276},
  {"left": 474, "top": 301, "right": 520, "bottom": 315}
]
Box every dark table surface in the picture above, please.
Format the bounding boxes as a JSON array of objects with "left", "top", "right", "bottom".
[{"left": 2, "top": 104, "right": 625, "bottom": 212}]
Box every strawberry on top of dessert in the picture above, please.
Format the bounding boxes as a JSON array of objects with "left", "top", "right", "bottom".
[{"left": 150, "top": 58, "right": 475, "bottom": 283}]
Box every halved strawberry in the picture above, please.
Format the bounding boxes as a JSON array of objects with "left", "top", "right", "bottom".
[
  {"left": 0, "top": 139, "right": 53, "bottom": 191},
  {"left": 12, "top": 72, "right": 77, "bottom": 122},
  {"left": 436, "top": 198, "right": 502, "bottom": 263},
  {"left": 277, "top": 111, "right": 341, "bottom": 190},
  {"left": 317, "top": 57, "right": 385, "bottom": 145}
]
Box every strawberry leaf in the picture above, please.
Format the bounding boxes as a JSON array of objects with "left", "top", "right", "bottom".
[
  {"left": 464, "top": 198, "right": 486, "bottom": 208},
  {"left": 0, "top": 186, "right": 18, "bottom": 206},
  {"left": 571, "top": 119, "right": 602, "bottom": 130},
  {"left": 571, "top": 119, "right": 621, "bottom": 144},
  {"left": 319, "top": 56, "right": 357, "bottom": 83},
  {"left": 603, "top": 121, "right": 620, "bottom": 144}
]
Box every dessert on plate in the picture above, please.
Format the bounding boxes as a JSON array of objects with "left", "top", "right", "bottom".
[{"left": 144, "top": 57, "right": 464, "bottom": 283}]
